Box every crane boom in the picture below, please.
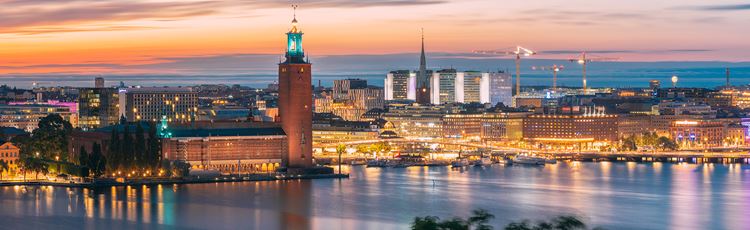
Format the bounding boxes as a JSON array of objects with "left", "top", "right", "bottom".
[
  {"left": 474, "top": 46, "right": 535, "bottom": 96},
  {"left": 568, "top": 52, "right": 618, "bottom": 93}
]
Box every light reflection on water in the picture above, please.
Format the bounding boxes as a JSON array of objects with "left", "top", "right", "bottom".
[{"left": 0, "top": 162, "right": 749, "bottom": 230}]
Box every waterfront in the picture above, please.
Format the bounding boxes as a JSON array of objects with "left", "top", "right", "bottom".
[{"left": 1, "top": 162, "right": 748, "bottom": 229}]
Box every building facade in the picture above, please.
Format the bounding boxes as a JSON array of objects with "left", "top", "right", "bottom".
[
  {"left": 523, "top": 111, "right": 618, "bottom": 150},
  {"left": 670, "top": 120, "right": 725, "bottom": 149},
  {"left": 333, "top": 79, "right": 367, "bottom": 100},
  {"left": 162, "top": 127, "right": 287, "bottom": 174},
  {"left": 384, "top": 70, "right": 416, "bottom": 101},
  {"left": 78, "top": 87, "right": 120, "bottom": 130},
  {"left": 124, "top": 87, "right": 198, "bottom": 123},
  {"left": 489, "top": 72, "right": 513, "bottom": 106},
  {"left": 0, "top": 104, "right": 77, "bottom": 132},
  {"left": 0, "top": 142, "right": 20, "bottom": 174}
]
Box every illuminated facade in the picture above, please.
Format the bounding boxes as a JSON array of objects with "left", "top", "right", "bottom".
[
  {"left": 124, "top": 87, "right": 198, "bottom": 122},
  {"left": 162, "top": 127, "right": 287, "bottom": 174},
  {"left": 277, "top": 13, "right": 313, "bottom": 168},
  {"left": 489, "top": 72, "right": 513, "bottom": 106},
  {"left": 0, "top": 104, "right": 77, "bottom": 132},
  {"left": 384, "top": 70, "right": 416, "bottom": 100},
  {"left": 0, "top": 142, "right": 19, "bottom": 174},
  {"left": 78, "top": 87, "right": 120, "bottom": 130},
  {"left": 670, "top": 120, "right": 725, "bottom": 148},
  {"left": 443, "top": 113, "right": 483, "bottom": 140},
  {"left": 430, "top": 69, "right": 491, "bottom": 105},
  {"left": 480, "top": 112, "right": 527, "bottom": 142},
  {"left": 523, "top": 110, "right": 618, "bottom": 149},
  {"left": 333, "top": 79, "right": 367, "bottom": 100},
  {"left": 312, "top": 127, "right": 380, "bottom": 145}
]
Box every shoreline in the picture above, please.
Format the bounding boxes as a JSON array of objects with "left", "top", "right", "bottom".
[{"left": 0, "top": 173, "right": 349, "bottom": 188}]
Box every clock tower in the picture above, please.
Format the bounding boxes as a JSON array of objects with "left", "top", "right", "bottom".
[{"left": 278, "top": 6, "right": 313, "bottom": 169}]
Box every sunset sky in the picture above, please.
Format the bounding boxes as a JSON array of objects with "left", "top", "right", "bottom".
[{"left": 0, "top": 0, "right": 748, "bottom": 75}]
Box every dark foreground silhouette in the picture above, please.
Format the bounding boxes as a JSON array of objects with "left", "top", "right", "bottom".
[{"left": 411, "top": 209, "right": 603, "bottom": 230}]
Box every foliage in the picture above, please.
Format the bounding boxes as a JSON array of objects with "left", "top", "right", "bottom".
[
  {"left": 89, "top": 142, "right": 107, "bottom": 177},
  {"left": 504, "top": 216, "right": 587, "bottom": 230},
  {"left": 620, "top": 132, "right": 677, "bottom": 152},
  {"left": 30, "top": 114, "right": 73, "bottom": 161},
  {"left": 0, "top": 160, "right": 8, "bottom": 180},
  {"left": 656, "top": 136, "right": 678, "bottom": 151},
  {"left": 411, "top": 209, "right": 494, "bottom": 230},
  {"left": 411, "top": 210, "right": 597, "bottom": 230},
  {"left": 147, "top": 122, "right": 161, "bottom": 169}
]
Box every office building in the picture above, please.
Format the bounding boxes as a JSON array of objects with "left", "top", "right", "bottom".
[
  {"left": 384, "top": 70, "right": 416, "bottom": 101},
  {"left": 489, "top": 72, "right": 513, "bottom": 106},
  {"left": 78, "top": 87, "right": 120, "bottom": 130},
  {"left": 123, "top": 87, "right": 198, "bottom": 123},
  {"left": 523, "top": 108, "right": 618, "bottom": 150},
  {"left": 95, "top": 77, "right": 105, "bottom": 88},
  {"left": 0, "top": 104, "right": 77, "bottom": 132},
  {"left": 333, "top": 79, "right": 367, "bottom": 100}
]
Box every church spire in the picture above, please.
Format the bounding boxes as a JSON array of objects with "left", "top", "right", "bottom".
[{"left": 419, "top": 28, "right": 426, "bottom": 74}]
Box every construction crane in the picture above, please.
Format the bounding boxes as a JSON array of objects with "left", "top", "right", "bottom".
[
  {"left": 474, "top": 46, "right": 536, "bottom": 95},
  {"left": 532, "top": 64, "right": 564, "bottom": 91},
  {"left": 568, "top": 52, "right": 618, "bottom": 93}
]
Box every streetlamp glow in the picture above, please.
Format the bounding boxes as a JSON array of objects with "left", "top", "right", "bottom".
[{"left": 671, "top": 75, "right": 678, "bottom": 88}]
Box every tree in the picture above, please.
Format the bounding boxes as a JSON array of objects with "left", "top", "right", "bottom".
[
  {"left": 122, "top": 125, "right": 133, "bottom": 170},
  {"left": 336, "top": 144, "right": 346, "bottom": 174},
  {"left": 31, "top": 114, "right": 73, "bottom": 161},
  {"left": 412, "top": 216, "right": 441, "bottom": 230},
  {"left": 504, "top": 216, "right": 587, "bottom": 230},
  {"left": 468, "top": 209, "right": 495, "bottom": 230},
  {"left": 135, "top": 122, "right": 146, "bottom": 169},
  {"left": 147, "top": 122, "right": 161, "bottom": 169},
  {"left": 621, "top": 136, "right": 637, "bottom": 151},
  {"left": 78, "top": 146, "right": 90, "bottom": 177},
  {"left": 89, "top": 142, "right": 107, "bottom": 177},
  {"left": 0, "top": 160, "right": 8, "bottom": 180},
  {"left": 108, "top": 128, "right": 120, "bottom": 172},
  {"left": 657, "top": 136, "right": 678, "bottom": 151}
]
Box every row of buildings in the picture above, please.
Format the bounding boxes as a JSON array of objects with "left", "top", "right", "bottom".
[{"left": 384, "top": 69, "right": 512, "bottom": 106}]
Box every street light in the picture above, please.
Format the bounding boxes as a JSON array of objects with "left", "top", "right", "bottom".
[{"left": 671, "top": 75, "right": 678, "bottom": 88}]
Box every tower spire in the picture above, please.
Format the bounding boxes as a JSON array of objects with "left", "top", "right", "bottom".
[{"left": 416, "top": 28, "right": 430, "bottom": 104}]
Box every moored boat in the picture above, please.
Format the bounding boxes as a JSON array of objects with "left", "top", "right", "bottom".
[{"left": 513, "top": 154, "right": 546, "bottom": 165}]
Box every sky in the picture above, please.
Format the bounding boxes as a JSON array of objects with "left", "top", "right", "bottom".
[{"left": 0, "top": 0, "right": 749, "bottom": 75}]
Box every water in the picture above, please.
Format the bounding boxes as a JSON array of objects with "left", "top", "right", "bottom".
[
  {"left": 2, "top": 65, "right": 749, "bottom": 89},
  {"left": 1, "top": 162, "right": 749, "bottom": 229}
]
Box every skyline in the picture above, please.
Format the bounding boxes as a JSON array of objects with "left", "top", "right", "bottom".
[{"left": 0, "top": 0, "right": 749, "bottom": 75}]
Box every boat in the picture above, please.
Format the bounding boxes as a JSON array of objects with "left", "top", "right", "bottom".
[
  {"left": 474, "top": 157, "right": 493, "bottom": 167},
  {"left": 350, "top": 159, "right": 367, "bottom": 165},
  {"left": 545, "top": 157, "right": 558, "bottom": 164},
  {"left": 451, "top": 158, "right": 470, "bottom": 168},
  {"left": 366, "top": 160, "right": 387, "bottom": 167},
  {"left": 512, "top": 155, "right": 546, "bottom": 165}
]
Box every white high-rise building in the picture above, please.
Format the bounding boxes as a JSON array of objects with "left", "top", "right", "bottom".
[
  {"left": 488, "top": 72, "right": 513, "bottom": 106},
  {"left": 385, "top": 70, "right": 416, "bottom": 101},
  {"left": 429, "top": 69, "right": 491, "bottom": 105}
]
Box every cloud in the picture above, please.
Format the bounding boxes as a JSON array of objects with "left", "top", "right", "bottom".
[
  {"left": 0, "top": 0, "right": 449, "bottom": 35},
  {"left": 693, "top": 4, "right": 750, "bottom": 11}
]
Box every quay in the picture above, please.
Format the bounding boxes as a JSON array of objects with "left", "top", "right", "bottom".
[{"left": 0, "top": 173, "right": 349, "bottom": 188}]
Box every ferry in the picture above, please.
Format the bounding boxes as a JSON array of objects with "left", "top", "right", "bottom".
[
  {"left": 451, "top": 158, "right": 470, "bottom": 168},
  {"left": 473, "top": 157, "right": 494, "bottom": 167},
  {"left": 512, "top": 154, "right": 546, "bottom": 165}
]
